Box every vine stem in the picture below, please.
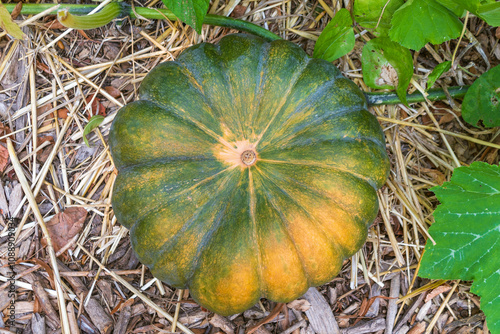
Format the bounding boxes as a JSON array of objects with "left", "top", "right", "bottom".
[
  {"left": 365, "top": 86, "right": 469, "bottom": 106},
  {"left": 5, "top": 3, "right": 470, "bottom": 105},
  {"left": 4, "top": 3, "right": 282, "bottom": 41}
]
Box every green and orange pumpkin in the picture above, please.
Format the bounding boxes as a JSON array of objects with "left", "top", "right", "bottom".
[{"left": 109, "top": 34, "right": 390, "bottom": 315}]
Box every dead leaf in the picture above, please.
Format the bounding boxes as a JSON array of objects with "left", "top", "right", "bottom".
[
  {"left": 37, "top": 103, "right": 53, "bottom": 116},
  {"left": 287, "top": 299, "right": 311, "bottom": 312},
  {"left": 78, "top": 47, "right": 91, "bottom": 59},
  {"left": 413, "top": 166, "right": 446, "bottom": 185},
  {"left": 485, "top": 144, "right": 499, "bottom": 164},
  {"left": 38, "top": 135, "right": 55, "bottom": 146},
  {"left": 111, "top": 77, "right": 129, "bottom": 89},
  {"left": 435, "top": 106, "right": 461, "bottom": 125},
  {"left": 37, "top": 145, "right": 54, "bottom": 164},
  {"left": 42, "top": 207, "right": 87, "bottom": 255},
  {"left": 0, "top": 123, "right": 11, "bottom": 143},
  {"left": 0, "top": 144, "right": 10, "bottom": 172},
  {"left": 103, "top": 44, "right": 120, "bottom": 60},
  {"left": 77, "top": 29, "right": 93, "bottom": 41},
  {"left": 421, "top": 113, "right": 432, "bottom": 125},
  {"left": 496, "top": 27, "right": 500, "bottom": 39},
  {"left": 104, "top": 86, "right": 121, "bottom": 98},
  {"left": 104, "top": 86, "right": 121, "bottom": 97},
  {"left": 57, "top": 108, "right": 69, "bottom": 119},
  {"left": 425, "top": 284, "right": 451, "bottom": 302},
  {"left": 111, "top": 297, "right": 135, "bottom": 315},
  {"left": 11, "top": 2, "right": 22, "bottom": 20},
  {"left": 231, "top": 5, "right": 248, "bottom": 17},
  {"left": 36, "top": 61, "right": 52, "bottom": 75},
  {"left": 377, "top": 64, "right": 398, "bottom": 87},
  {"left": 44, "top": 19, "right": 67, "bottom": 30},
  {"left": 438, "top": 113, "right": 456, "bottom": 125},
  {"left": 85, "top": 94, "right": 106, "bottom": 118}
]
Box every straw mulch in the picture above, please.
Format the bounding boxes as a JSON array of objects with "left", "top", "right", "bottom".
[{"left": 0, "top": 0, "right": 499, "bottom": 333}]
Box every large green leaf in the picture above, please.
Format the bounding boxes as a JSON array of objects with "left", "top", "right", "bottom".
[
  {"left": 435, "top": 0, "right": 469, "bottom": 16},
  {"left": 0, "top": 1, "right": 24, "bottom": 39},
  {"left": 389, "top": 0, "right": 462, "bottom": 50},
  {"left": 83, "top": 115, "right": 105, "bottom": 147},
  {"left": 313, "top": 9, "right": 355, "bottom": 62},
  {"left": 436, "top": 0, "right": 500, "bottom": 26},
  {"left": 477, "top": 1, "right": 500, "bottom": 26},
  {"left": 353, "top": 0, "right": 404, "bottom": 36},
  {"left": 420, "top": 162, "right": 500, "bottom": 334},
  {"left": 361, "top": 37, "right": 413, "bottom": 105},
  {"left": 162, "top": 0, "right": 210, "bottom": 34},
  {"left": 426, "top": 61, "right": 451, "bottom": 90},
  {"left": 462, "top": 65, "right": 500, "bottom": 128},
  {"left": 439, "top": 0, "right": 500, "bottom": 26}
]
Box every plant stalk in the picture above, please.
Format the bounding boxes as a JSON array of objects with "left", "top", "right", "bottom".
[
  {"left": 365, "top": 86, "right": 469, "bottom": 106},
  {"left": 5, "top": 3, "right": 470, "bottom": 105},
  {"left": 3, "top": 3, "right": 282, "bottom": 41}
]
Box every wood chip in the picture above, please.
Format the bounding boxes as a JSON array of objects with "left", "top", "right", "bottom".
[
  {"left": 303, "top": 288, "right": 340, "bottom": 334},
  {"left": 442, "top": 313, "right": 485, "bottom": 334},
  {"left": 7, "top": 183, "right": 22, "bottom": 217},
  {"left": 247, "top": 303, "right": 284, "bottom": 334},
  {"left": 415, "top": 301, "right": 432, "bottom": 322},
  {"left": 0, "top": 180, "right": 9, "bottom": 216},
  {"left": 67, "top": 302, "right": 80, "bottom": 334},
  {"left": 32, "top": 275, "right": 59, "bottom": 329},
  {"left": 208, "top": 313, "right": 235, "bottom": 334},
  {"left": 394, "top": 292, "right": 427, "bottom": 333},
  {"left": 366, "top": 284, "right": 382, "bottom": 317},
  {"left": 31, "top": 313, "right": 46, "bottom": 334},
  {"left": 57, "top": 261, "right": 113, "bottom": 333},
  {"left": 385, "top": 275, "right": 400, "bottom": 334},
  {"left": 407, "top": 322, "right": 426, "bottom": 334},
  {"left": 341, "top": 318, "right": 386, "bottom": 334},
  {"left": 113, "top": 303, "right": 132, "bottom": 334}
]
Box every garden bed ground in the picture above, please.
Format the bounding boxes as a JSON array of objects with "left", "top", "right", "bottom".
[{"left": 0, "top": 0, "right": 499, "bottom": 333}]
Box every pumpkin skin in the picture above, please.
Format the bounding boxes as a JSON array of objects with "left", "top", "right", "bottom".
[{"left": 109, "top": 34, "right": 390, "bottom": 316}]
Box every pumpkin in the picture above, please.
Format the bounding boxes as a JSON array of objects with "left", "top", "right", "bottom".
[{"left": 109, "top": 34, "right": 390, "bottom": 316}]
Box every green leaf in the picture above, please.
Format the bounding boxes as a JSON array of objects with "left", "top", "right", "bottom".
[
  {"left": 0, "top": 1, "right": 24, "bottom": 39},
  {"left": 361, "top": 37, "right": 413, "bottom": 105},
  {"left": 462, "top": 65, "right": 500, "bottom": 128},
  {"left": 426, "top": 61, "right": 451, "bottom": 90},
  {"left": 313, "top": 9, "right": 355, "bottom": 62},
  {"left": 435, "top": 0, "right": 469, "bottom": 16},
  {"left": 477, "top": 2, "right": 500, "bottom": 26},
  {"left": 353, "top": 0, "right": 404, "bottom": 36},
  {"left": 438, "top": 0, "right": 500, "bottom": 26},
  {"left": 420, "top": 162, "right": 500, "bottom": 334},
  {"left": 162, "top": 0, "right": 210, "bottom": 34},
  {"left": 436, "top": 0, "right": 500, "bottom": 26},
  {"left": 83, "top": 115, "right": 105, "bottom": 147},
  {"left": 389, "top": 0, "right": 463, "bottom": 50}
]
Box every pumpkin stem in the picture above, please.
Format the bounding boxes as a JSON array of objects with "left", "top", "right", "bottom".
[{"left": 241, "top": 150, "right": 257, "bottom": 166}]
